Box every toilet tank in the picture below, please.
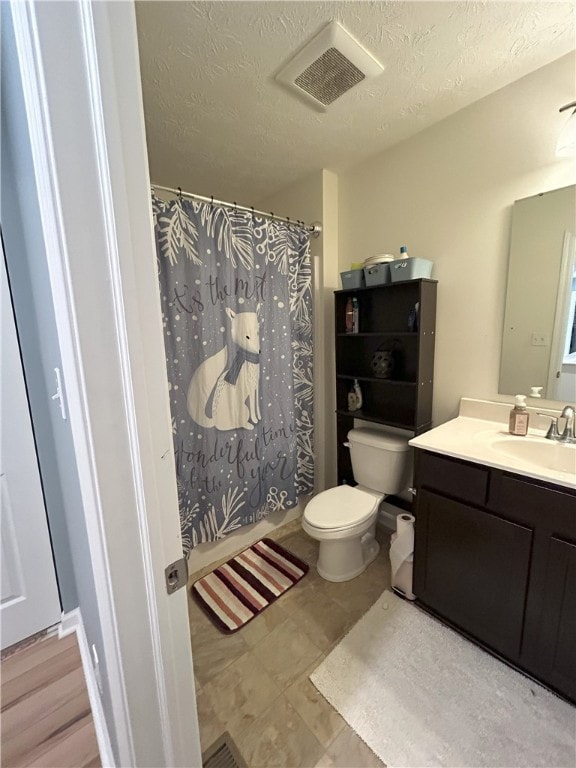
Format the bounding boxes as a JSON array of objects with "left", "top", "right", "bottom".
[{"left": 347, "top": 428, "right": 412, "bottom": 494}]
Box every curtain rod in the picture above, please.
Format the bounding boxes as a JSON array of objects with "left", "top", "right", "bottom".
[{"left": 151, "top": 183, "right": 322, "bottom": 238}]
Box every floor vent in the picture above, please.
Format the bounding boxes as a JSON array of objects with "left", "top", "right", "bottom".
[
  {"left": 203, "top": 733, "right": 246, "bottom": 768},
  {"left": 276, "top": 21, "right": 384, "bottom": 111}
]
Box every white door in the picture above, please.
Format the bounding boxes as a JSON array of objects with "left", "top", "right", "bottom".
[{"left": 1, "top": 252, "right": 61, "bottom": 650}]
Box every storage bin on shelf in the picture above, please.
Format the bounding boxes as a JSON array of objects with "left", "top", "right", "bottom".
[
  {"left": 363, "top": 253, "right": 395, "bottom": 286},
  {"left": 340, "top": 269, "right": 365, "bottom": 289},
  {"left": 390, "top": 257, "right": 433, "bottom": 282},
  {"left": 364, "top": 262, "right": 391, "bottom": 286}
]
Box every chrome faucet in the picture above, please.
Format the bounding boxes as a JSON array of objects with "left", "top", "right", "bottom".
[
  {"left": 538, "top": 413, "right": 559, "bottom": 440},
  {"left": 559, "top": 405, "right": 575, "bottom": 443},
  {"left": 537, "top": 406, "right": 576, "bottom": 443}
]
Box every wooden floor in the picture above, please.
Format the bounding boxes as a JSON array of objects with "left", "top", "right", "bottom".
[{"left": 1, "top": 632, "right": 101, "bottom": 768}]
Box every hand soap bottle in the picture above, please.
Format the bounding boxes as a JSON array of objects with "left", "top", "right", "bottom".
[{"left": 509, "top": 395, "right": 530, "bottom": 436}]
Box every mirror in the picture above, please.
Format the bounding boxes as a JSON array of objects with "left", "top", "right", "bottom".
[{"left": 500, "top": 185, "right": 576, "bottom": 401}]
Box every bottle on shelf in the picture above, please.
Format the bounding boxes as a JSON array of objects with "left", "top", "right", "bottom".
[
  {"left": 407, "top": 301, "right": 419, "bottom": 331},
  {"left": 352, "top": 297, "right": 359, "bottom": 333},
  {"left": 353, "top": 379, "right": 363, "bottom": 409},
  {"left": 348, "top": 383, "right": 358, "bottom": 411},
  {"left": 400, "top": 244, "right": 409, "bottom": 259},
  {"left": 345, "top": 297, "right": 354, "bottom": 333}
]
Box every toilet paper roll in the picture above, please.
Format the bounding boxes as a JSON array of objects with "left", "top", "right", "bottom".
[{"left": 390, "top": 514, "right": 415, "bottom": 595}]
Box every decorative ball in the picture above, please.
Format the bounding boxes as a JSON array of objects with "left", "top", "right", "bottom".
[{"left": 371, "top": 349, "right": 393, "bottom": 379}]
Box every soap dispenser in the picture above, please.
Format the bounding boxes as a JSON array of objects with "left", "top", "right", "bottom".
[{"left": 509, "top": 395, "right": 530, "bottom": 436}]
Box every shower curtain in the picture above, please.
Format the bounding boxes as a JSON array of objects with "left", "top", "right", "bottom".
[{"left": 152, "top": 193, "right": 314, "bottom": 554}]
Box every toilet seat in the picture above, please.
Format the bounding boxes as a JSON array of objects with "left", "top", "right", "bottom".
[{"left": 304, "top": 486, "right": 379, "bottom": 530}]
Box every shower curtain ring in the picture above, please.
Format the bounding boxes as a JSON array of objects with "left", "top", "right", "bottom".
[
  {"left": 210, "top": 195, "right": 214, "bottom": 208},
  {"left": 177, "top": 187, "right": 182, "bottom": 200}
]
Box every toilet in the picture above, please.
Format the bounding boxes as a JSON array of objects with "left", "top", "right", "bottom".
[{"left": 302, "top": 428, "right": 412, "bottom": 582}]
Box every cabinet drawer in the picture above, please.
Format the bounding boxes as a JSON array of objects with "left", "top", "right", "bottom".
[
  {"left": 417, "top": 451, "right": 489, "bottom": 507},
  {"left": 491, "top": 474, "right": 576, "bottom": 532}
]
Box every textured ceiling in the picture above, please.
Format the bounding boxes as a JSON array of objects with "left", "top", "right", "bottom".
[{"left": 136, "top": 1, "right": 575, "bottom": 204}]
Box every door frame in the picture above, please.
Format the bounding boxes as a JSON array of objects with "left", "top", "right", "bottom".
[{"left": 9, "top": 1, "right": 200, "bottom": 765}]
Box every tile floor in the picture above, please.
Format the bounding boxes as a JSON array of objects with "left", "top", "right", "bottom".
[{"left": 188, "top": 523, "right": 391, "bottom": 767}]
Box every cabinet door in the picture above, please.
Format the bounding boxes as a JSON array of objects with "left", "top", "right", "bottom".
[
  {"left": 525, "top": 536, "right": 576, "bottom": 700},
  {"left": 414, "top": 489, "right": 533, "bottom": 660}
]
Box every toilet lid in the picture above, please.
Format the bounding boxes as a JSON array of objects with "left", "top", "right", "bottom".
[{"left": 304, "top": 486, "right": 378, "bottom": 530}]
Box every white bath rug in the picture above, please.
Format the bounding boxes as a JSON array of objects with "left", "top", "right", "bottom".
[{"left": 310, "top": 591, "right": 575, "bottom": 768}]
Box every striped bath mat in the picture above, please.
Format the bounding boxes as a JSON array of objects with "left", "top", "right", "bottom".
[{"left": 191, "top": 538, "right": 308, "bottom": 633}]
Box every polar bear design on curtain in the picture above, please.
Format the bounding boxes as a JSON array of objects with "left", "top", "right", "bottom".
[{"left": 186, "top": 308, "right": 261, "bottom": 431}]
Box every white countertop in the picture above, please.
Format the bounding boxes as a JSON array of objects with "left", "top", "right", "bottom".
[{"left": 409, "top": 399, "right": 576, "bottom": 490}]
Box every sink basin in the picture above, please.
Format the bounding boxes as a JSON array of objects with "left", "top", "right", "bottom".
[{"left": 487, "top": 435, "right": 576, "bottom": 476}]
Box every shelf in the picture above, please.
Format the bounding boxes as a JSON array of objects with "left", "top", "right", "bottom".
[
  {"left": 335, "top": 409, "right": 416, "bottom": 431},
  {"left": 337, "top": 331, "right": 417, "bottom": 338},
  {"left": 335, "top": 278, "right": 437, "bottom": 294},
  {"left": 336, "top": 374, "right": 416, "bottom": 386},
  {"left": 334, "top": 280, "right": 437, "bottom": 484}
]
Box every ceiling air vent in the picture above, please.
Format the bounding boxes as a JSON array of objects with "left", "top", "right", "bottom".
[{"left": 276, "top": 21, "right": 384, "bottom": 111}]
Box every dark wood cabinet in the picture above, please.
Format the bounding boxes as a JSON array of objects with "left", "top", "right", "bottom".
[
  {"left": 335, "top": 279, "right": 437, "bottom": 484},
  {"left": 416, "top": 489, "right": 533, "bottom": 660},
  {"left": 494, "top": 474, "right": 576, "bottom": 699},
  {"left": 413, "top": 449, "right": 576, "bottom": 703}
]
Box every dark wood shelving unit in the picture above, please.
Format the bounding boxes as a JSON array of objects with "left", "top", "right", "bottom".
[{"left": 335, "top": 278, "right": 437, "bottom": 484}]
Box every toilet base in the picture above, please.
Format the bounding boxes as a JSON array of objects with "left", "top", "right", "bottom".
[{"left": 315, "top": 524, "right": 380, "bottom": 582}]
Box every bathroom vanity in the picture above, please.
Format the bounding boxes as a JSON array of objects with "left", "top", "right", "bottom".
[{"left": 410, "top": 400, "right": 576, "bottom": 703}]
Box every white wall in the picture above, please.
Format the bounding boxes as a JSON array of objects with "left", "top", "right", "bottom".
[{"left": 339, "top": 52, "right": 576, "bottom": 426}]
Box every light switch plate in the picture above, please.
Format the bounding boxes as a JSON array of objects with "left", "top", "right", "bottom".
[{"left": 531, "top": 333, "right": 548, "bottom": 346}]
